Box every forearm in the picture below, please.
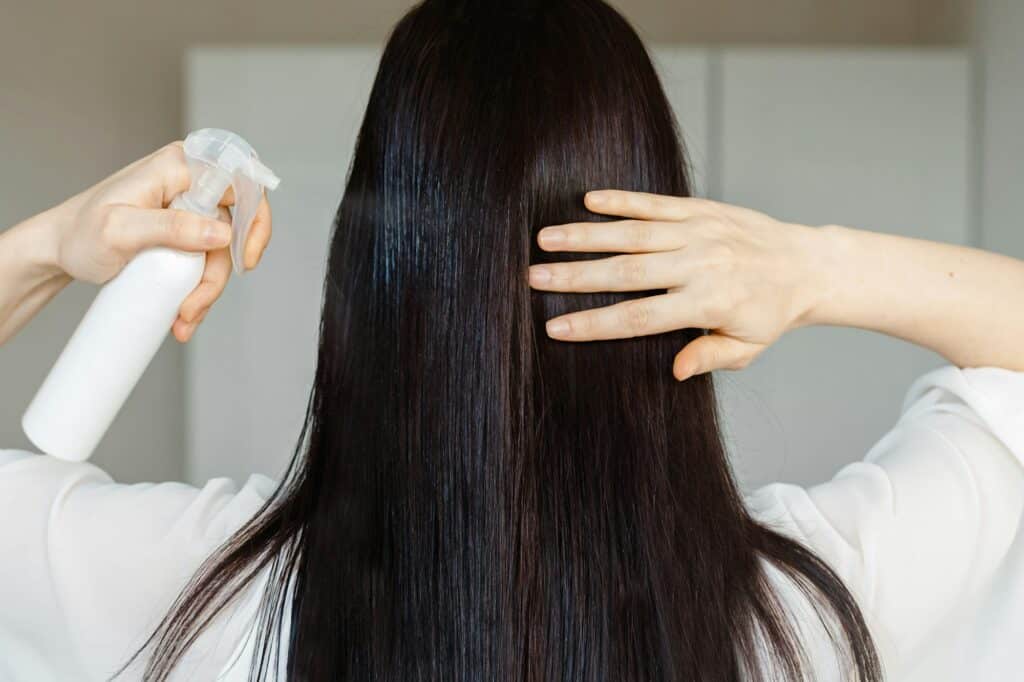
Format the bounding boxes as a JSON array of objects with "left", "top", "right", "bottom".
[
  {"left": 807, "top": 225, "right": 1024, "bottom": 371},
  {"left": 0, "top": 210, "right": 71, "bottom": 345}
]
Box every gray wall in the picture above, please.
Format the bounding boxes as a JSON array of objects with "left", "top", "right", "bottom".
[
  {"left": 976, "top": 0, "right": 1024, "bottom": 258},
  {"left": 0, "top": 1, "right": 981, "bottom": 483}
]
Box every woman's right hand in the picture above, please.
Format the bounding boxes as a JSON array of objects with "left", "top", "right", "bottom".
[
  {"left": 50, "top": 142, "right": 273, "bottom": 342},
  {"left": 529, "top": 190, "right": 832, "bottom": 380}
]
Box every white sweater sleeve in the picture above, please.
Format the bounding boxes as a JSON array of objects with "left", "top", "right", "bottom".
[
  {"left": 0, "top": 451, "right": 276, "bottom": 681},
  {"left": 746, "top": 366, "right": 1024, "bottom": 669}
]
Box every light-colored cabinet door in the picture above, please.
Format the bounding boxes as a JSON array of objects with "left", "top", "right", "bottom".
[{"left": 653, "top": 47, "right": 713, "bottom": 196}]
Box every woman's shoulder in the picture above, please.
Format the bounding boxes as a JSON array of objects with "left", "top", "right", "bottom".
[
  {"left": 0, "top": 448, "right": 279, "bottom": 679},
  {"left": 744, "top": 363, "right": 1024, "bottom": 554},
  {"left": 744, "top": 364, "right": 1024, "bottom": 678}
]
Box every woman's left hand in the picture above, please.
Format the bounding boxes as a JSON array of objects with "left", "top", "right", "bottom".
[{"left": 528, "top": 190, "right": 828, "bottom": 381}]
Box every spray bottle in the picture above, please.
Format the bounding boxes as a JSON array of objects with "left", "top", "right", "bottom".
[{"left": 22, "top": 129, "right": 280, "bottom": 462}]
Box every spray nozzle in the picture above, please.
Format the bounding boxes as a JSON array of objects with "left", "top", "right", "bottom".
[{"left": 179, "top": 128, "right": 281, "bottom": 274}]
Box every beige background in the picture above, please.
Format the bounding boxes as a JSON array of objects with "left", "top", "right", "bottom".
[{"left": 0, "top": 0, "right": 996, "bottom": 483}]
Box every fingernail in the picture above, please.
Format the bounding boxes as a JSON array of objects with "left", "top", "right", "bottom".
[
  {"left": 530, "top": 266, "right": 552, "bottom": 285},
  {"left": 546, "top": 318, "right": 570, "bottom": 338},
  {"left": 587, "top": 192, "right": 608, "bottom": 207},
  {"left": 538, "top": 228, "right": 566, "bottom": 248},
  {"left": 204, "top": 223, "right": 230, "bottom": 245}
]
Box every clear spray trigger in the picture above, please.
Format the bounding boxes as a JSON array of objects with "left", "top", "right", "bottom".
[{"left": 180, "top": 129, "right": 281, "bottom": 274}]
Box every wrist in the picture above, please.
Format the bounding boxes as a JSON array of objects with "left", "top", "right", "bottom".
[
  {"left": 791, "top": 223, "right": 854, "bottom": 329},
  {"left": 10, "top": 205, "right": 71, "bottom": 279}
]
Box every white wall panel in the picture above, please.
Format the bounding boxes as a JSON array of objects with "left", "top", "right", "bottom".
[
  {"left": 652, "top": 48, "right": 713, "bottom": 195},
  {"left": 977, "top": 0, "right": 1024, "bottom": 258}
]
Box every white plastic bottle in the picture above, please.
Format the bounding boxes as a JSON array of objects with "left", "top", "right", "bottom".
[{"left": 22, "top": 129, "right": 280, "bottom": 462}]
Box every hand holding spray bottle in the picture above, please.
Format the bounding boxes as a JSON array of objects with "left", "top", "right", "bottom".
[{"left": 22, "top": 129, "right": 280, "bottom": 463}]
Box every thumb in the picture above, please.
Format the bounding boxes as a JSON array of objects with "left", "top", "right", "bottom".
[
  {"left": 109, "top": 207, "right": 232, "bottom": 255},
  {"left": 673, "top": 334, "right": 763, "bottom": 381}
]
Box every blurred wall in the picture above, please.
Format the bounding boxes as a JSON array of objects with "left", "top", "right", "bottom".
[
  {"left": 976, "top": 0, "right": 1024, "bottom": 258},
  {"left": 0, "top": 0, "right": 973, "bottom": 482}
]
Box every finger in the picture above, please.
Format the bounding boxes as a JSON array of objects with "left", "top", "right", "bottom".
[
  {"left": 109, "top": 206, "right": 231, "bottom": 254},
  {"left": 146, "top": 142, "right": 193, "bottom": 208},
  {"left": 584, "top": 190, "right": 715, "bottom": 222},
  {"left": 537, "top": 219, "right": 687, "bottom": 253},
  {"left": 179, "top": 247, "right": 232, "bottom": 323},
  {"left": 673, "top": 334, "right": 763, "bottom": 381},
  {"left": 218, "top": 191, "right": 271, "bottom": 269},
  {"left": 172, "top": 318, "right": 192, "bottom": 343},
  {"left": 243, "top": 196, "right": 273, "bottom": 270},
  {"left": 215, "top": 180, "right": 272, "bottom": 210},
  {"left": 544, "top": 293, "right": 711, "bottom": 342},
  {"left": 147, "top": 143, "right": 237, "bottom": 209},
  {"left": 529, "top": 252, "right": 686, "bottom": 293},
  {"left": 173, "top": 307, "right": 209, "bottom": 343}
]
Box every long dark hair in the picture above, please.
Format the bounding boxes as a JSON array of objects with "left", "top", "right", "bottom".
[{"left": 137, "top": 1, "right": 882, "bottom": 680}]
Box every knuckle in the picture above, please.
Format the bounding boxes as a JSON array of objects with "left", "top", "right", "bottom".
[
  {"left": 572, "top": 224, "right": 590, "bottom": 247},
  {"left": 99, "top": 204, "right": 122, "bottom": 229},
  {"left": 614, "top": 257, "right": 646, "bottom": 286},
  {"left": 168, "top": 211, "right": 196, "bottom": 241},
  {"left": 152, "top": 142, "right": 187, "bottom": 171},
  {"left": 688, "top": 215, "right": 716, "bottom": 234},
  {"left": 705, "top": 239, "right": 736, "bottom": 264},
  {"left": 673, "top": 250, "right": 691, "bottom": 273},
  {"left": 180, "top": 303, "right": 198, "bottom": 323},
  {"left": 700, "top": 296, "right": 730, "bottom": 322},
  {"left": 731, "top": 354, "right": 753, "bottom": 370},
  {"left": 162, "top": 141, "right": 185, "bottom": 156},
  {"left": 98, "top": 206, "right": 124, "bottom": 245},
  {"left": 703, "top": 347, "right": 722, "bottom": 369},
  {"left": 619, "top": 302, "right": 651, "bottom": 334},
  {"left": 627, "top": 221, "right": 654, "bottom": 249}
]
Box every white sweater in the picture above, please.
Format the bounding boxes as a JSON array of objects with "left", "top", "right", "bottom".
[{"left": 2, "top": 365, "right": 1022, "bottom": 681}]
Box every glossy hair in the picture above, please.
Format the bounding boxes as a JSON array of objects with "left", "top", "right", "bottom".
[{"left": 135, "top": 1, "right": 881, "bottom": 680}]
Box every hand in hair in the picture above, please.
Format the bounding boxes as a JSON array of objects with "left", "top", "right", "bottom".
[
  {"left": 529, "top": 190, "right": 823, "bottom": 380},
  {"left": 530, "top": 189, "right": 1024, "bottom": 380}
]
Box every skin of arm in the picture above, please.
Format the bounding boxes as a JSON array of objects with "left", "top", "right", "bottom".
[
  {"left": 528, "top": 190, "right": 1024, "bottom": 379},
  {"left": 0, "top": 210, "right": 71, "bottom": 344},
  {"left": 811, "top": 224, "right": 1024, "bottom": 373},
  {"left": 0, "top": 143, "right": 272, "bottom": 347}
]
